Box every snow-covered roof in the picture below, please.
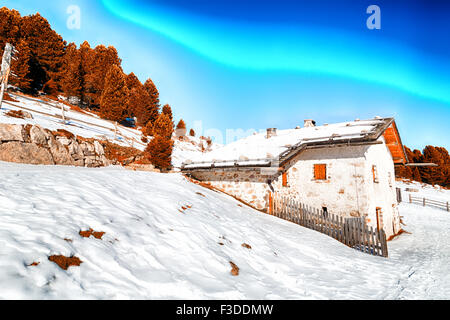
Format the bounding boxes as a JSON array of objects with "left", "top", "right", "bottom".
[{"left": 182, "top": 117, "right": 394, "bottom": 170}]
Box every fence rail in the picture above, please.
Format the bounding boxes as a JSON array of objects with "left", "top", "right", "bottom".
[
  {"left": 272, "top": 194, "right": 388, "bottom": 258},
  {"left": 408, "top": 194, "right": 449, "bottom": 212}
]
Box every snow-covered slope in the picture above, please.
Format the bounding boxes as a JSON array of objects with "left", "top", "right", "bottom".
[
  {"left": 1, "top": 93, "right": 147, "bottom": 150},
  {"left": 1, "top": 93, "right": 218, "bottom": 168},
  {"left": 1, "top": 162, "right": 449, "bottom": 299},
  {"left": 397, "top": 179, "right": 450, "bottom": 203}
]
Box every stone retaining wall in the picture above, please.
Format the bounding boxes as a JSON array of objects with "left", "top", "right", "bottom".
[{"left": 0, "top": 124, "right": 109, "bottom": 167}]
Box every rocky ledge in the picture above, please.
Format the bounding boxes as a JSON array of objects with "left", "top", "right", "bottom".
[{"left": 0, "top": 124, "right": 110, "bottom": 167}]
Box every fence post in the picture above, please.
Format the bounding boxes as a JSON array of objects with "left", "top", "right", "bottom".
[
  {"left": 61, "top": 104, "right": 65, "bottom": 123},
  {"left": 380, "top": 229, "right": 388, "bottom": 258},
  {"left": 396, "top": 188, "right": 402, "bottom": 203},
  {"left": 447, "top": 201, "right": 449, "bottom": 212},
  {"left": 409, "top": 194, "right": 412, "bottom": 203},
  {"left": 423, "top": 197, "right": 426, "bottom": 207},
  {"left": 114, "top": 122, "right": 118, "bottom": 140}
]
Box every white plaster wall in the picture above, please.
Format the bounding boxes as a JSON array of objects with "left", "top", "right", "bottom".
[
  {"left": 272, "top": 145, "right": 370, "bottom": 218},
  {"left": 363, "top": 137, "right": 401, "bottom": 237}
]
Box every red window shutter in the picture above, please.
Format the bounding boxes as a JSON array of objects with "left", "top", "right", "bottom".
[
  {"left": 314, "top": 164, "right": 327, "bottom": 180},
  {"left": 282, "top": 172, "right": 288, "bottom": 187}
]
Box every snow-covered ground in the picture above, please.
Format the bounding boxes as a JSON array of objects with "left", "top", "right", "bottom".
[
  {"left": 397, "top": 179, "right": 450, "bottom": 203},
  {"left": 0, "top": 163, "right": 449, "bottom": 300}
]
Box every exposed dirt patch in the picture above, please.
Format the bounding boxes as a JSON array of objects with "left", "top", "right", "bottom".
[
  {"left": 79, "top": 228, "right": 105, "bottom": 240},
  {"left": 387, "top": 229, "right": 411, "bottom": 241},
  {"left": 4, "top": 110, "right": 26, "bottom": 119},
  {"left": 241, "top": 243, "right": 252, "bottom": 250},
  {"left": 2, "top": 92, "right": 18, "bottom": 102},
  {"left": 48, "top": 255, "right": 83, "bottom": 270},
  {"left": 179, "top": 204, "right": 193, "bottom": 213},
  {"left": 101, "top": 140, "right": 144, "bottom": 165},
  {"left": 52, "top": 129, "right": 75, "bottom": 140},
  {"left": 63, "top": 238, "right": 73, "bottom": 242},
  {"left": 28, "top": 261, "right": 40, "bottom": 267},
  {"left": 196, "top": 192, "right": 206, "bottom": 197},
  {"left": 229, "top": 261, "right": 239, "bottom": 276}
]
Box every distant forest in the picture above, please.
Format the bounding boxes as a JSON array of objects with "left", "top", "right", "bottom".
[
  {"left": 396, "top": 146, "right": 449, "bottom": 188},
  {"left": 0, "top": 7, "right": 179, "bottom": 170}
]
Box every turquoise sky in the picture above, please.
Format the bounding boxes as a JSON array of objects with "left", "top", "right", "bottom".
[{"left": 3, "top": 0, "right": 449, "bottom": 149}]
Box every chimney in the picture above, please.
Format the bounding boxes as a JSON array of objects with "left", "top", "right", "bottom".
[
  {"left": 304, "top": 119, "right": 316, "bottom": 128},
  {"left": 266, "top": 128, "right": 277, "bottom": 139}
]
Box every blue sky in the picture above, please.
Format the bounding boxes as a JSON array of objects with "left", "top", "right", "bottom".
[{"left": 3, "top": 0, "right": 449, "bottom": 149}]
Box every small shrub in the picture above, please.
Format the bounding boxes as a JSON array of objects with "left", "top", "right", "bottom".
[
  {"left": 79, "top": 228, "right": 105, "bottom": 240},
  {"left": 229, "top": 261, "right": 239, "bottom": 276},
  {"left": 48, "top": 255, "right": 83, "bottom": 270}
]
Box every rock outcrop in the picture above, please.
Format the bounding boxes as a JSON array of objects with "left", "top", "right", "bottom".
[{"left": 0, "top": 124, "right": 110, "bottom": 167}]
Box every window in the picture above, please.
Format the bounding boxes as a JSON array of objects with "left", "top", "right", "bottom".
[
  {"left": 282, "top": 172, "right": 288, "bottom": 187},
  {"left": 372, "top": 165, "right": 379, "bottom": 183},
  {"left": 314, "top": 164, "right": 327, "bottom": 180},
  {"left": 376, "top": 207, "right": 383, "bottom": 231}
]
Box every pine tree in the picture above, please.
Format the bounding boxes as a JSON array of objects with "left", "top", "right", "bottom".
[
  {"left": 176, "top": 119, "right": 186, "bottom": 130},
  {"left": 9, "top": 39, "right": 32, "bottom": 91},
  {"left": 152, "top": 112, "right": 174, "bottom": 139},
  {"left": 99, "top": 65, "right": 129, "bottom": 122},
  {"left": 145, "top": 135, "right": 173, "bottom": 170},
  {"left": 126, "top": 72, "right": 142, "bottom": 92},
  {"left": 162, "top": 104, "right": 175, "bottom": 130},
  {"left": 421, "top": 146, "right": 448, "bottom": 186},
  {"left": 412, "top": 167, "right": 422, "bottom": 182},
  {"left": 128, "top": 85, "right": 150, "bottom": 119},
  {"left": 20, "top": 12, "right": 66, "bottom": 92},
  {"left": 42, "top": 79, "right": 59, "bottom": 96},
  {"left": 84, "top": 45, "right": 121, "bottom": 107},
  {"left": 0, "top": 8, "right": 21, "bottom": 57},
  {"left": 142, "top": 121, "right": 153, "bottom": 137},
  {"left": 189, "top": 128, "right": 195, "bottom": 137},
  {"left": 145, "top": 112, "right": 174, "bottom": 170},
  {"left": 138, "top": 78, "right": 160, "bottom": 127},
  {"left": 61, "top": 43, "right": 84, "bottom": 101}
]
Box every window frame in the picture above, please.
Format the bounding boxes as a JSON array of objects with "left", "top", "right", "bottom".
[{"left": 372, "top": 165, "right": 379, "bottom": 183}]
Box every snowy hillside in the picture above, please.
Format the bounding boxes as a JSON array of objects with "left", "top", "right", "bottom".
[
  {"left": 0, "top": 163, "right": 449, "bottom": 299},
  {"left": 0, "top": 92, "right": 219, "bottom": 168},
  {"left": 397, "top": 179, "right": 450, "bottom": 203}
]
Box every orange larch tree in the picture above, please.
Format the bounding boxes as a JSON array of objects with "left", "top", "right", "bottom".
[{"left": 99, "top": 64, "right": 129, "bottom": 122}]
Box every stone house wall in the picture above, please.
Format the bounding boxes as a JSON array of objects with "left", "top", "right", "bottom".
[{"left": 189, "top": 139, "right": 401, "bottom": 238}]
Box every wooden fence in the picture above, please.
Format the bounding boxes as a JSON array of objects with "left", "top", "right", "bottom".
[
  {"left": 272, "top": 194, "right": 388, "bottom": 258},
  {"left": 408, "top": 194, "right": 449, "bottom": 212}
]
